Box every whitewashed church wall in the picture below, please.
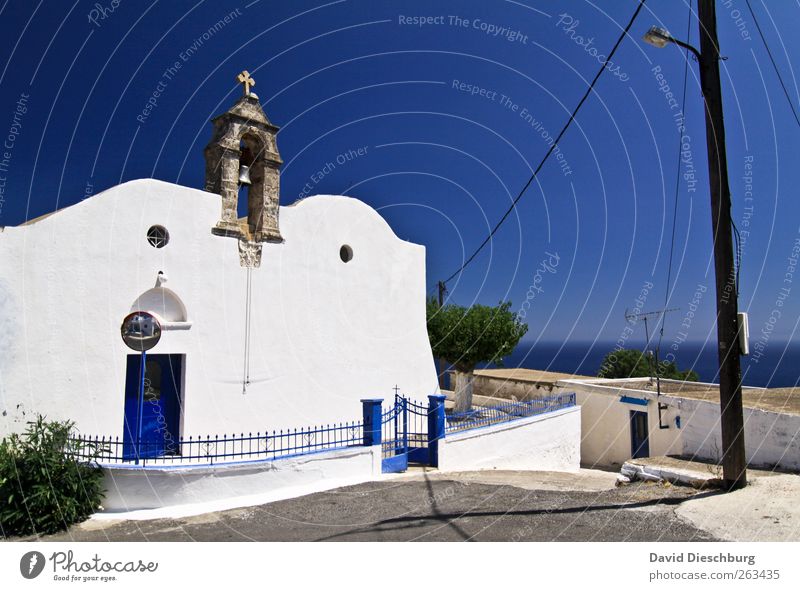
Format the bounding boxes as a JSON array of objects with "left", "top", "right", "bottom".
[
  {"left": 0, "top": 179, "right": 439, "bottom": 439},
  {"left": 437, "top": 406, "right": 581, "bottom": 472},
  {"left": 100, "top": 444, "right": 381, "bottom": 516}
]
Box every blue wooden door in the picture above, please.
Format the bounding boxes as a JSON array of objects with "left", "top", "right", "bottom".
[
  {"left": 122, "top": 354, "right": 182, "bottom": 461},
  {"left": 630, "top": 410, "right": 650, "bottom": 459}
]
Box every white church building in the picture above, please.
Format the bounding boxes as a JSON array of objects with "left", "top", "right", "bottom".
[{"left": 0, "top": 75, "right": 439, "bottom": 458}]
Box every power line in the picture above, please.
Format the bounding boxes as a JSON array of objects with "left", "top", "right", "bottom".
[
  {"left": 441, "top": 0, "right": 647, "bottom": 285},
  {"left": 745, "top": 0, "right": 800, "bottom": 129},
  {"left": 658, "top": 0, "right": 694, "bottom": 354}
]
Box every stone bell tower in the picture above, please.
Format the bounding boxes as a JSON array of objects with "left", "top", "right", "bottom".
[{"left": 204, "top": 70, "right": 282, "bottom": 244}]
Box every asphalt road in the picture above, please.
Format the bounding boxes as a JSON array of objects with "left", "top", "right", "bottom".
[{"left": 38, "top": 476, "right": 718, "bottom": 542}]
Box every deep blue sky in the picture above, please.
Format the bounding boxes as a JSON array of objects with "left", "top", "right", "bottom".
[{"left": 1, "top": 0, "right": 799, "bottom": 353}]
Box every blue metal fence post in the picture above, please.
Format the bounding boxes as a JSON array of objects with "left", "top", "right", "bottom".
[
  {"left": 427, "top": 395, "right": 446, "bottom": 467},
  {"left": 361, "top": 399, "right": 383, "bottom": 447}
]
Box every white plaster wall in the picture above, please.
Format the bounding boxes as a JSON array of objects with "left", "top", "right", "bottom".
[
  {"left": 466, "top": 374, "right": 683, "bottom": 470},
  {"left": 560, "top": 382, "right": 682, "bottom": 470},
  {"left": 100, "top": 445, "right": 381, "bottom": 515},
  {"left": 437, "top": 406, "right": 581, "bottom": 472},
  {"left": 0, "top": 179, "right": 438, "bottom": 439},
  {"left": 667, "top": 395, "right": 800, "bottom": 471}
]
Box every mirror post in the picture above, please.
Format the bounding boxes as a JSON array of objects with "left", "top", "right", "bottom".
[
  {"left": 135, "top": 350, "right": 147, "bottom": 465},
  {"left": 120, "top": 311, "right": 162, "bottom": 464}
]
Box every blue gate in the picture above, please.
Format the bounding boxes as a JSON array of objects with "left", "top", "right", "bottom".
[{"left": 381, "top": 395, "right": 431, "bottom": 473}]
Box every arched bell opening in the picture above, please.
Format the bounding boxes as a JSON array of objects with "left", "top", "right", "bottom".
[
  {"left": 204, "top": 84, "right": 283, "bottom": 243},
  {"left": 237, "top": 132, "right": 264, "bottom": 237}
]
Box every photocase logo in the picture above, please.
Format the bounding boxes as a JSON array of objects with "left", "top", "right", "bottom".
[{"left": 20, "top": 551, "right": 46, "bottom": 579}]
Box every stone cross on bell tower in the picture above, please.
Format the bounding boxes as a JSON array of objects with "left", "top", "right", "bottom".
[
  {"left": 237, "top": 70, "right": 255, "bottom": 95},
  {"left": 204, "top": 70, "right": 282, "bottom": 244}
]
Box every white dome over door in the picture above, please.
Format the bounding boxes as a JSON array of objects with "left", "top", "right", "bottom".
[{"left": 130, "top": 287, "right": 188, "bottom": 325}]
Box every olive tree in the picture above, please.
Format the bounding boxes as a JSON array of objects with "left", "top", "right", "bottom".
[{"left": 426, "top": 300, "right": 528, "bottom": 412}]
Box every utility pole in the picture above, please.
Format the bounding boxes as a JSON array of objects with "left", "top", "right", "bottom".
[
  {"left": 437, "top": 281, "right": 447, "bottom": 389},
  {"left": 696, "top": 0, "right": 747, "bottom": 490}
]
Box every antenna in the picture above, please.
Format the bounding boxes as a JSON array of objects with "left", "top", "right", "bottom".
[
  {"left": 624, "top": 307, "right": 679, "bottom": 345},
  {"left": 624, "top": 306, "right": 679, "bottom": 430}
]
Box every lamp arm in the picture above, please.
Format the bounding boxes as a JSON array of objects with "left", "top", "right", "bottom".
[{"left": 666, "top": 36, "right": 702, "bottom": 62}]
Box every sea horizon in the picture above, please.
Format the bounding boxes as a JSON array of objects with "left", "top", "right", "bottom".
[{"left": 489, "top": 339, "right": 800, "bottom": 389}]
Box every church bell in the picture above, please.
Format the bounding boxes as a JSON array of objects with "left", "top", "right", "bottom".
[{"left": 238, "top": 164, "right": 252, "bottom": 186}]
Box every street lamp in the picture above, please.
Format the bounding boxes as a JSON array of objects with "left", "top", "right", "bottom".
[
  {"left": 642, "top": 2, "right": 748, "bottom": 491},
  {"left": 642, "top": 26, "right": 671, "bottom": 48},
  {"left": 642, "top": 25, "right": 701, "bottom": 61}
]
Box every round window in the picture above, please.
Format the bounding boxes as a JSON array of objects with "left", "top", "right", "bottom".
[
  {"left": 147, "top": 225, "right": 169, "bottom": 248},
  {"left": 340, "top": 244, "right": 353, "bottom": 263}
]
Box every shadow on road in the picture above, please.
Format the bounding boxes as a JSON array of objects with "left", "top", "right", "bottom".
[
  {"left": 423, "top": 472, "right": 471, "bottom": 541},
  {"left": 315, "top": 486, "right": 722, "bottom": 541}
]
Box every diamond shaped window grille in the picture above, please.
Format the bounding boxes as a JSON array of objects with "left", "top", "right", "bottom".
[{"left": 147, "top": 225, "right": 169, "bottom": 248}]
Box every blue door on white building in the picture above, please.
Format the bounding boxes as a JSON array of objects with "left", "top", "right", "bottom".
[
  {"left": 629, "top": 410, "right": 650, "bottom": 459},
  {"left": 122, "top": 354, "right": 183, "bottom": 461}
]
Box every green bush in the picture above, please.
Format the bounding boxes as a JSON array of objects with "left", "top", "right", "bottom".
[
  {"left": 598, "top": 348, "right": 700, "bottom": 381},
  {"left": 0, "top": 416, "right": 105, "bottom": 537}
]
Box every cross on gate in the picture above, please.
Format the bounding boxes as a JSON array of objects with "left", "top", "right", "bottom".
[
  {"left": 393, "top": 384, "right": 400, "bottom": 397},
  {"left": 237, "top": 70, "right": 255, "bottom": 96}
]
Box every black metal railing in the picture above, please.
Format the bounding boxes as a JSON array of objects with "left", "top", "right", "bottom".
[{"left": 67, "top": 421, "right": 363, "bottom": 466}]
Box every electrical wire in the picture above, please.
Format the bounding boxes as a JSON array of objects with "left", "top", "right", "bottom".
[
  {"left": 658, "top": 0, "right": 694, "bottom": 356},
  {"left": 745, "top": 0, "right": 800, "bottom": 129},
  {"left": 441, "top": 0, "right": 647, "bottom": 286}
]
